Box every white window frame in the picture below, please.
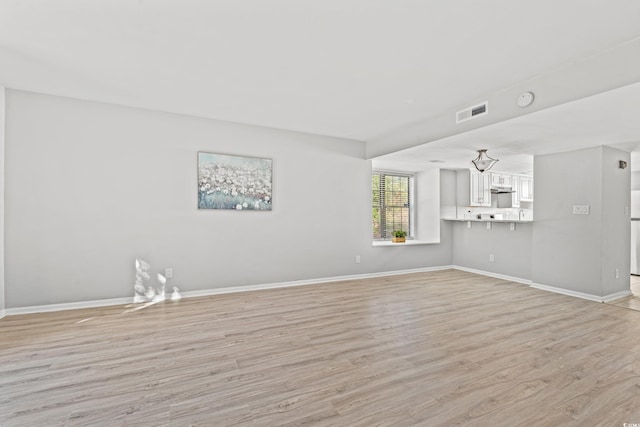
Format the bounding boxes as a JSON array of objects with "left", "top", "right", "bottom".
[{"left": 372, "top": 170, "right": 415, "bottom": 240}]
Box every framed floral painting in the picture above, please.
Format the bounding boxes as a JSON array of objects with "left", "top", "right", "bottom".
[{"left": 197, "top": 152, "right": 273, "bottom": 210}]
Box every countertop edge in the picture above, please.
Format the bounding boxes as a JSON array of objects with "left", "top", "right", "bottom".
[{"left": 442, "top": 218, "right": 533, "bottom": 223}]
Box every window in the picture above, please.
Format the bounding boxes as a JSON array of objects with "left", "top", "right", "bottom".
[{"left": 372, "top": 171, "right": 414, "bottom": 239}]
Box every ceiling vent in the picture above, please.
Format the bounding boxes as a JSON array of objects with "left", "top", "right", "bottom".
[{"left": 456, "top": 101, "right": 488, "bottom": 124}]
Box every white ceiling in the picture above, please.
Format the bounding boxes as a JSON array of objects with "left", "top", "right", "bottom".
[
  {"left": 373, "top": 82, "right": 640, "bottom": 174},
  {"left": 1, "top": 1, "right": 640, "bottom": 166}
]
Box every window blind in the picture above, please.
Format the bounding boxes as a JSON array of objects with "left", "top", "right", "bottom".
[{"left": 372, "top": 171, "right": 414, "bottom": 239}]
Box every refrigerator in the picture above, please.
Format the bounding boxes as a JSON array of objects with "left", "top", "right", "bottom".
[
  {"left": 631, "top": 191, "right": 640, "bottom": 275},
  {"left": 632, "top": 220, "right": 640, "bottom": 275}
]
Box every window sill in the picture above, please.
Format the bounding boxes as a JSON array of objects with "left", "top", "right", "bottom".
[{"left": 372, "top": 240, "right": 439, "bottom": 247}]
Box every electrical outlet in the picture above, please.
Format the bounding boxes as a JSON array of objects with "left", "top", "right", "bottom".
[
  {"left": 489, "top": 254, "right": 495, "bottom": 262},
  {"left": 165, "top": 267, "right": 173, "bottom": 279},
  {"left": 355, "top": 256, "right": 361, "bottom": 264}
]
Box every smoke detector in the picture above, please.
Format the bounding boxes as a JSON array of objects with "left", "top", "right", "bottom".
[{"left": 517, "top": 91, "right": 535, "bottom": 107}]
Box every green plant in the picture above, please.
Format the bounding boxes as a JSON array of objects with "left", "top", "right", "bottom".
[{"left": 392, "top": 230, "right": 407, "bottom": 238}]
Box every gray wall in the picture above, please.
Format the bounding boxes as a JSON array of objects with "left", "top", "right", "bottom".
[
  {"left": 4, "top": 90, "right": 453, "bottom": 308},
  {"left": 415, "top": 169, "right": 441, "bottom": 243},
  {"left": 601, "top": 146, "right": 631, "bottom": 295},
  {"left": 3, "top": 89, "right": 630, "bottom": 309},
  {"left": 452, "top": 222, "right": 532, "bottom": 280},
  {"left": 0, "top": 87, "right": 5, "bottom": 315},
  {"left": 440, "top": 169, "right": 457, "bottom": 207},
  {"left": 532, "top": 146, "right": 630, "bottom": 297}
]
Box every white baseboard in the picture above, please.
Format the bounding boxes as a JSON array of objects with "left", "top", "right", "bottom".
[
  {"left": 529, "top": 283, "right": 603, "bottom": 302},
  {"left": 529, "top": 282, "right": 632, "bottom": 303},
  {"left": 3, "top": 265, "right": 453, "bottom": 316},
  {"left": 180, "top": 265, "right": 454, "bottom": 299},
  {"left": 5, "top": 297, "right": 134, "bottom": 316},
  {"left": 452, "top": 265, "right": 532, "bottom": 286},
  {"left": 602, "top": 289, "right": 633, "bottom": 303},
  {"left": 452, "top": 266, "right": 632, "bottom": 303},
  {"left": 5, "top": 265, "right": 627, "bottom": 316}
]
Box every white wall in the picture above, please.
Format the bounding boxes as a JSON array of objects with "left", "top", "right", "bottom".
[
  {"left": 0, "top": 86, "right": 5, "bottom": 317},
  {"left": 531, "top": 146, "right": 630, "bottom": 298},
  {"left": 4, "top": 90, "right": 453, "bottom": 308}
]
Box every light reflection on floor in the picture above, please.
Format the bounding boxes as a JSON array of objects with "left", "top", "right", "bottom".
[
  {"left": 72, "top": 267, "right": 184, "bottom": 322},
  {"left": 128, "top": 258, "right": 182, "bottom": 314},
  {"left": 123, "top": 287, "right": 183, "bottom": 314}
]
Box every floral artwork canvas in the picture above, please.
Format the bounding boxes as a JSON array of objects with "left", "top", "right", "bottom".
[{"left": 198, "top": 152, "right": 273, "bottom": 210}]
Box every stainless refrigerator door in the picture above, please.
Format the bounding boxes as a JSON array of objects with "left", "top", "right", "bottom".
[
  {"left": 632, "top": 191, "right": 640, "bottom": 218},
  {"left": 632, "top": 220, "right": 640, "bottom": 275}
]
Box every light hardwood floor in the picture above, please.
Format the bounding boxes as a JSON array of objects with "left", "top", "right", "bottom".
[
  {"left": 609, "top": 275, "right": 640, "bottom": 311},
  {"left": 2, "top": 269, "right": 640, "bottom": 426}
]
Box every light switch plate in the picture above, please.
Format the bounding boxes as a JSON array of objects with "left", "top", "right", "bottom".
[{"left": 573, "top": 205, "right": 590, "bottom": 215}]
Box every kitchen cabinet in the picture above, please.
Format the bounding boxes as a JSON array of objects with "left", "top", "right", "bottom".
[
  {"left": 471, "top": 172, "right": 491, "bottom": 206},
  {"left": 457, "top": 169, "right": 491, "bottom": 207},
  {"left": 511, "top": 175, "right": 520, "bottom": 208},
  {"left": 520, "top": 176, "right": 534, "bottom": 202},
  {"left": 457, "top": 170, "right": 533, "bottom": 207},
  {"left": 491, "top": 172, "right": 512, "bottom": 188}
]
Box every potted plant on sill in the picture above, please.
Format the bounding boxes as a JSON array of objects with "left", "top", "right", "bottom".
[{"left": 392, "top": 229, "right": 407, "bottom": 243}]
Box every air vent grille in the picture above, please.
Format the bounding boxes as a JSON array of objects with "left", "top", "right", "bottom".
[{"left": 456, "top": 101, "right": 489, "bottom": 124}]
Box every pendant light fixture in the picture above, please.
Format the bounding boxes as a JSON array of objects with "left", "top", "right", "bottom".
[{"left": 471, "top": 149, "right": 498, "bottom": 173}]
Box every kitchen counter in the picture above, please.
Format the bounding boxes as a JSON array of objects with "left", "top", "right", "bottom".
[{"left": 443, "top": 218, "right": 533, "bottom": 223}]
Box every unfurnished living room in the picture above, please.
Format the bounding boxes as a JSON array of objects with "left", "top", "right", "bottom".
[{"left": 2, "top": 2, "right": 640, "bottom": 426}]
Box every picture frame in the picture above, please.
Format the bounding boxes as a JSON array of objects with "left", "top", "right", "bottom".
[{"left": 197, "top": 152, "right": 273, "bottom": 210}]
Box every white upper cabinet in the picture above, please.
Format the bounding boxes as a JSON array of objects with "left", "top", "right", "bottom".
[
  {"left": 520, "top": 176, "right": 534, "bottom": 202},
  {"left": 491, "top": 172, "right": 512, "bottom": 188},
  {"left": 456, "top": 169, "right": 491, "bottom": 207},
  {"left": 457, "top": 170, "right": 532, "bottom": 208},
  {"left": 511, "top": 175, "right": 520, "bottom": 208},
  {"left": 492, "top": 172, "right": 533, "bottom": 204},
  {"left": 469, "top": 170, "right": 491, "bottom": 206}
]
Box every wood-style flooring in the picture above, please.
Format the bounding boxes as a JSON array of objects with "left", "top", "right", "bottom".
[
  {"left": 3, "top": 269, "right": 640, "bottom": 426},
  {"left": 609, "top": 275, "right": 640, "bottom": 311}
]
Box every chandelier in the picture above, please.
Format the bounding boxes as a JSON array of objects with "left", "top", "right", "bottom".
[{"left": 471, "top": 149, "right": 498, "bottom": 173}]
